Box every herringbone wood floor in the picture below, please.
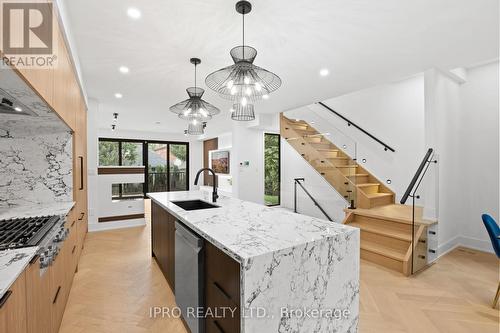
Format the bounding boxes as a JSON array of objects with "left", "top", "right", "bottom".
[{"left": 59, "top": 208, "right": 499, "bottom": 332}]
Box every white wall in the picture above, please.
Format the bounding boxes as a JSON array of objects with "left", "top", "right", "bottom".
[
  {"left": 86, "top": 101, "right": 203, "bottom": 231},
  {"left": 424, "top": 61, "right": 499, "bottom": 255},
  {"left": 286, "top": 75, "right": 426, "bottom": 202},
  {"left": 424, "top": 68, "right": 462, "bottom": 253},
  {"left": 231, "top": 114, "right": 280, "bottom": 204},
  {"left": 459, "top": 62, "right": 499, "bottom": 249},
  {"left": 281, "top": 140, "right": 348, "bottom": 223}
]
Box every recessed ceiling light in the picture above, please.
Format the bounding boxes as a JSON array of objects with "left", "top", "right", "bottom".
[
  {"left": 119, "top": 66, "right": 129, "bottom": 74},
  {"left": 127, "top": 7, "right": 141, "bottom": 19},
  {"left": 319, "top": 68, "right": 329, "bottom": 77},
  {"left": 155, "top": 121, "right": 161, "bottom": 125},
  {"left": 262, "top": 94, "right": 269, "bottom": 100},
  {"left": 14, "top": 106, "right": 22, "bottom": 112},
  {"left": 114, "top": 93, "right": 123, "bottom": 99}
]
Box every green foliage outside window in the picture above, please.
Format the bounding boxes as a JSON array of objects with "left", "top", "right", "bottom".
[{"left": 264, "top": 134, "right": 280, "bottom": 206}]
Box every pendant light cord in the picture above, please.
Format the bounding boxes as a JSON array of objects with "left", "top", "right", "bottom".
[
  {"left": 242, "top": 10, "right": 245, "bottom": 59},
  {"left": 194, "top": 63, "right": 197, "bottom": 90}
]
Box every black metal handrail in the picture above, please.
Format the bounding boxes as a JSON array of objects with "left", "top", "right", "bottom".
[
  {"left": 400, "top": 148, "right": 434, "bottom": 205},
  {"left": 317, "top": 102, "right": 396, "bottom": 152},
  {"left": 400, "top": 148, "right": 437, "bottom": 275},
  {"left": 294, "top": 178, "right": 333, "bottom": 221}
]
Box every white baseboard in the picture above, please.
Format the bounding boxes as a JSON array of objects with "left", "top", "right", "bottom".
[
  {"left": 438, "top": 235, "right": 494, "bottom": 258},
  {"left": 457, "top": 236, "right": 494, "bottom": 253},
  {"left": 89, "top": 218, "right": 146, "bottom": 232}
]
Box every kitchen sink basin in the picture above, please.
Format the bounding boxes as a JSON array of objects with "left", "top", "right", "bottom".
[{"left": 172, "top": 199, "right": 219, "bottom": 211}]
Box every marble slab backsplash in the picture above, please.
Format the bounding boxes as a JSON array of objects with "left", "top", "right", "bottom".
[{"left": 0, "top": 132, "right": 73, "bottom": 209}]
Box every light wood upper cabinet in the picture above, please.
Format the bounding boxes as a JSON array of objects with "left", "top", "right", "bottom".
[
  {"left": 0, "top": 271, "right": 27, "bottom": 333},
  {"left": 16, "top": 0, "right": 53, "bottom": 105},
  {"left": 51, "top": 26, "right": 76, "bottom": 130}
]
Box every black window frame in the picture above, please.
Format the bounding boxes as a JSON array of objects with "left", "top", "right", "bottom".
[{"left": 98, "top": 138, "right": 190, "bottom": 198}]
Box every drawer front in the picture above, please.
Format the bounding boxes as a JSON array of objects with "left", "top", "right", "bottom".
[
  {"left": 205, "top": 242, "right": 240, "bottom": 305},
  {"left": 205, "top": 277, "right": 240, "bottom": 333}
]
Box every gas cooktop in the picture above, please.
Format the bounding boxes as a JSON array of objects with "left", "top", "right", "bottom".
[{"left": 0, "top": 215, "right": 61, "bottom": 251}]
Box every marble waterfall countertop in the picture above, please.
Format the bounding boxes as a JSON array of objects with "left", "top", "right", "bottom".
[
  {"left": 0, "top": 247, "right": 38, "bottom": 298},
  {"left": 147, "top": 191, "right": 356, "bottom": 262},
  {"left": 0, "top": 201, "right": 75, "bottom": 298},
  {"left": 148, "top": 191, "right": 360, "bottom": 332}
]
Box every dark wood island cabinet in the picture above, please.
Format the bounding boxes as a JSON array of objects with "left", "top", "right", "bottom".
[{"left": 151, "top": 201, "right": 241, "bottom": 333}]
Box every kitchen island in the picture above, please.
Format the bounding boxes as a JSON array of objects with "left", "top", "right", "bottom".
[{"left": 148, "top": 191, "right": 359, "bottom": 333}]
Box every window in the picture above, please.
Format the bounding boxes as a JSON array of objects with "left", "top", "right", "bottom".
[
  {"left": 264, "top": 133, "right": 280, "bottom": 206},
  {"left": 98, "top": 141, "right": 119, "bottom": 166},
  {"left": 112, "top": 183, "right": 144, "bottom": 200},
  {"left": 121, "top": 142, "right": 143, "bottom": 166},
  {"left": 98, "top": 139, "right": 143, "bottom": 166},
  {"left": 98, "top": 138, "right": 190, "bottom": 196}
]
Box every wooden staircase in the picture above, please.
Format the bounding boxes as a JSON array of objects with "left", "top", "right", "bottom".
[{"left": 281, "top": 114, "right": 436, "bottom": 276}]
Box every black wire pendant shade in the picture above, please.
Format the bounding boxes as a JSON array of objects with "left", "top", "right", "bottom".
[
  {"left": 205, "top": 1, "right": 281, "bottom": 121},
  {"left": 205, "top": 45, "right": 281, "bottom": 102},
  {"left": 170, "top": 58, "right": 220, "bottom": 126},
  {"left": 231, "top": 103, "right": 255, "bottom": 121},
  {"left": 185, "top": 121, "right": 206, "bottom": 135}
]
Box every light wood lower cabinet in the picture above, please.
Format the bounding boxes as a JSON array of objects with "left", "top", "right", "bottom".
[
  {"left": 26, "top": 258, "right": 52, "bottom": 333},
  {"left": 0, "top": 271, "right": 27, "bottom": 333}
]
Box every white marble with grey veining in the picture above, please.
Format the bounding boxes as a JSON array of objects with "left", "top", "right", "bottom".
[
  {"left": 0, "top": 201, "right": 75, "bottom": 220},
  {"left": 0, "top": 132, "right": 73, "bottom": 209},
  {"left": 148, "top": 191, "right": 359, "bottom": 332},
  {"left": 0, "top": 247, "right": 38, "bottom": 299}
]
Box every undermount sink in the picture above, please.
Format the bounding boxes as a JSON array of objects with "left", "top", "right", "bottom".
[{"left": 172, "top": 199, "right": 219, "bottom": 211}]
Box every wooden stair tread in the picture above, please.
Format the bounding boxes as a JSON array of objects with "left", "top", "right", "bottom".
[
  {"left": 317, "top": 148, "right": 340, "bottom": 152},
  {"left": 349, "top": 221, "right": 412, "bottom": 242},
  {"left": 365, "top": 192, "right": 393, "bottom": 198},
  {"left": 357, "top": 183, "right": 380, "bottom": 187},
  {"left": 335, "top": 165, "right": 358, "bottom": 168},
  {"left": 348, "top": 173, "right": 369, "bottom": 177},
  {"left": 361, "top": 239, "right": 406, "bottom": 261},
  {"left": 346, "top": 205, "right": 437, "bottom": 226}
]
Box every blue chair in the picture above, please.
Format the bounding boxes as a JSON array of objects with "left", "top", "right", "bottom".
[{"left": 481, "top": 214, "right": 500, "bottom": 308}]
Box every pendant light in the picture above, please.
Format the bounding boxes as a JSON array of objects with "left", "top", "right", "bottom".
[
  {"left": 185, "top": 121, "right": 207, "bottom": 136},
  {"left": 170, "top": 58, "right": 220, "bottom": 133},
  {"left": 205, "top": 1, "right": 281, "bottom": 121}
]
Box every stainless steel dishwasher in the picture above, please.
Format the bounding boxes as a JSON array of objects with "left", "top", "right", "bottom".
[{"left": 175, "top": 221, "right": 204, "bottom": 333}]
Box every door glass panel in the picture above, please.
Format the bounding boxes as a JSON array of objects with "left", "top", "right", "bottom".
[
  {"left": 169, "top": 144, "right": 188, "bottom": 191},
  {"left": 147, "top": 143, "right": 168, "bottom": 193}
]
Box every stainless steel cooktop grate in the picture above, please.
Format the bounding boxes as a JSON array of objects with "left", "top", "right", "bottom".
[{"left": 0, "top": 215, "right": 60, "bottom": 250}]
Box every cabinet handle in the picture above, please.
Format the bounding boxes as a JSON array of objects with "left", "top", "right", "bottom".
[
  {"left": 78, "top": 212, "right": 85, "bottom": 221},
  {"left": 213, "top": 320, "right": 225, "bottom": 333},
  {"left": 71, "top": 220, "right": 76, "bottom": 227},
  {"left": 0, "top": 291, "right": 12, "bottom": 309},
  {"left": 52, "top": 286, "right": 61, "bottom": 304},
  {"left": 72, "top": 245, "right": 76, "bottom": 254},
  {"left": 213, "top": 281, "right": 231, "bottom": 300},
  {"left": 79, "top": 156, "right": 84, "bottom": 190}
]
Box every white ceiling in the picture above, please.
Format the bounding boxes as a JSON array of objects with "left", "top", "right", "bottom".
[{"left": 64, "top": 0, "right": 499, "bottom": 134}]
